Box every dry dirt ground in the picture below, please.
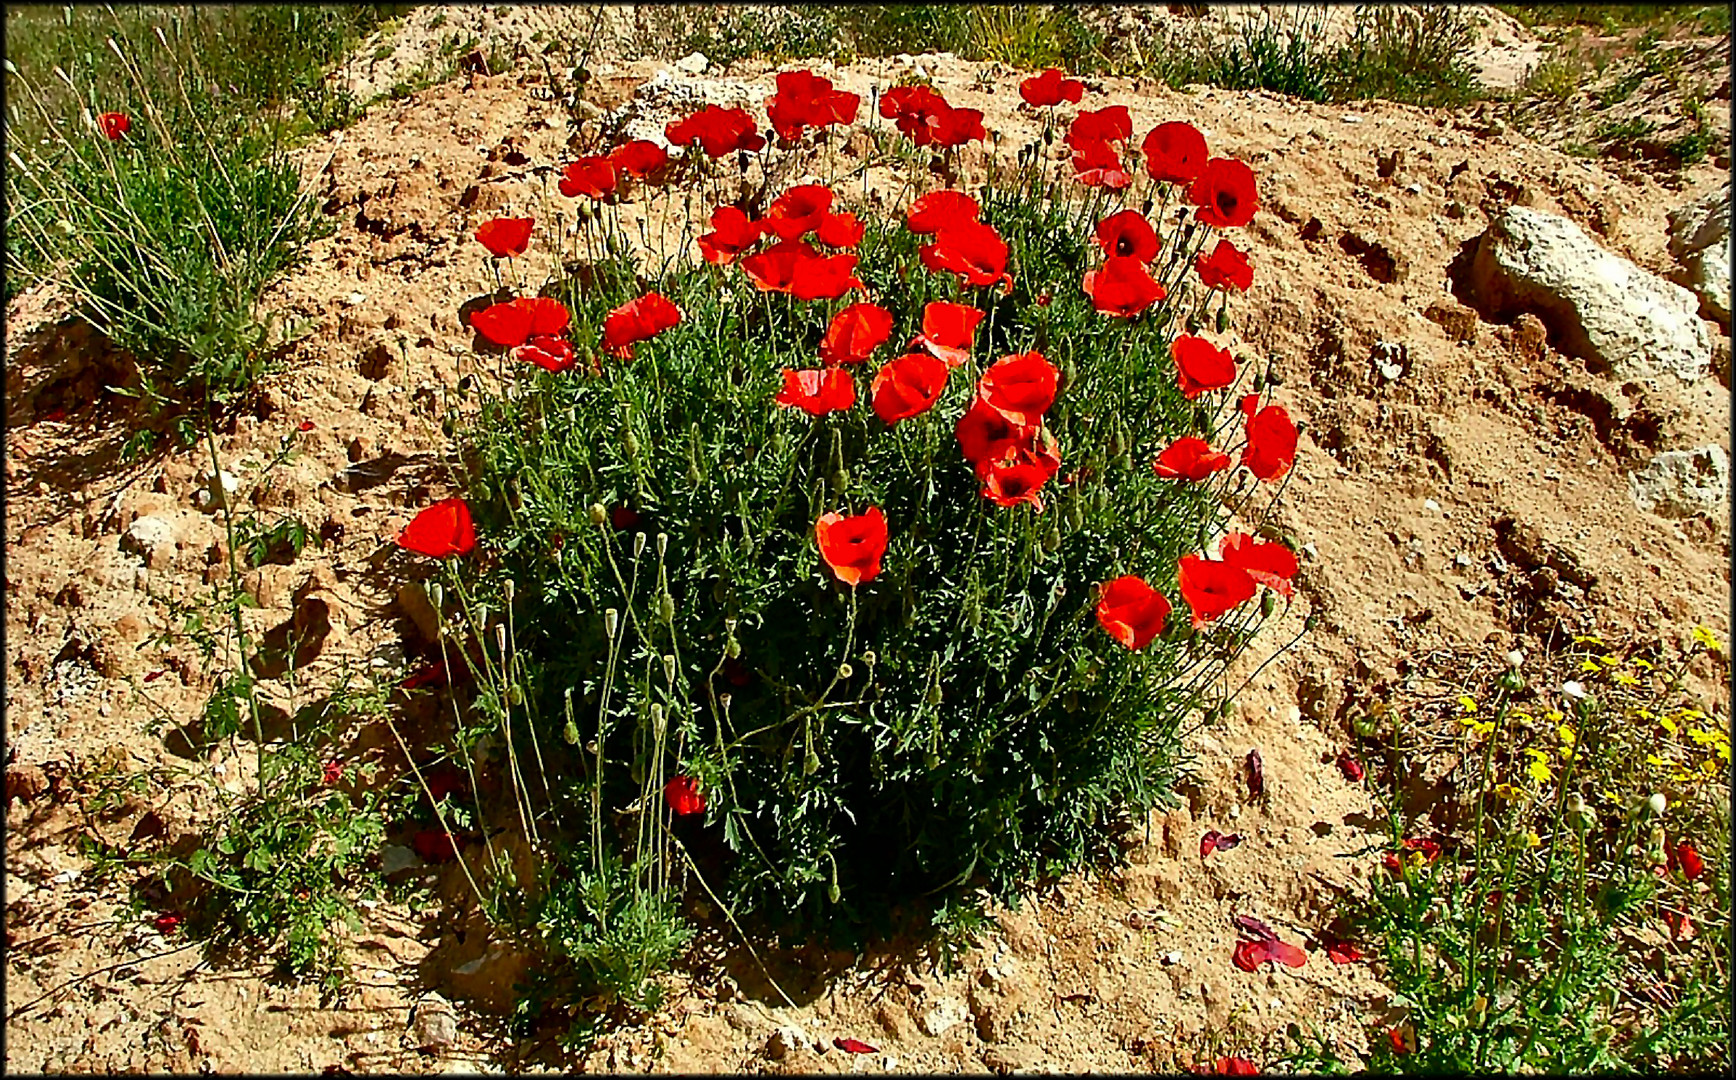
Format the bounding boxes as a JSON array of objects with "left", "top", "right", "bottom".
[{"left": 5, "top": 5, "right": 1730, "bottom": 1074}]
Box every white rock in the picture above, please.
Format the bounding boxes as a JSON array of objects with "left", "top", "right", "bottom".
[
  {"left": 766, "top": 1026, "right": 808, "bottom": 1060},
  {"left": 121, "top": 514, "right": 177, "bottom": 565},
  {"left": 1423, "top": 498, "right": 1441, "bottom": 512},
  {"left": 1468, "top": 206, "right": 1712, "bottom": 383},
  {"left": 193, "top": 469, "right": 241, "bottom": 513},
  {"left": 411, "top": 992, "right": 459, "bottom": 1050},
  {"left": 1628, "top": 445, "right": 1729, "bottom": 520},
  {"left": 381, "top": 845, "right": 423, "bottom": 874},
  {"left": 918, "top": 995, "right": 969, "bottom": 1037},
  {"left": 674, "top": 51, "right": 708, "bottom": 74},
  {"left": 1667, "top": 182, "right": 1730, "bottom": 328}
]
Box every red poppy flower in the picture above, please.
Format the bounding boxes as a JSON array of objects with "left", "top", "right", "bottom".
[
  {"left": 475, "top": 216, "right": 533, "bottom": 258},
  {"left": 774, "top": 368, "right": 856, "bottom": 416},
  {"left": 1382, "top": 836, "right": 1443, "bottom": 875},
  {"left": 697, "top": 205, "right": 761, "bottom": 265},
  {"left": 880, "top": 83, "right": 952, "bottom": 145},
  {"left": 1387, "top": 1027, "right": 1415, "bottom": 1055},
  {"left": 761, "top": 183, "right": 834, "bottom": 240},
  {"left": 834, "top": 1038, "right": 879, "bottom": 1055},
  {"left": 911, "top": 301, "right": 983, "bottom": 367},
  {"left": 1019, "top": 67, "right": 1085, "bottom": 107},
  {"left": 470, "top": 296, "right": 571, "bottom": 348},
  {"left": 298, "top": 420, "right": 315, "bottom": 432},
  {"left": 1678, "top": 842, "right": 1705, "bottom": 881},
  {"left": 815, "top": 506, "right": 887, "bottom": 586},
  {"left": 956, "top": 396, "right": 1037, "bottom": 471},
  {"left": 816, "top": 211, "right": 865, "bottom": 249},
  {"left": 981, "top": 450, "right": 1056, "bottom": 510},
  {"left": 1231, "top": 937, "right": 1306, "bottom": 971},
  {"left": 920, "top": 219, "right": 1012, "bottom": 291},
  {"left": 871, "top": 353, "right": 950, "bottom": 425},
  {"left": 665, "top": 104, "right": 765, "bottom": 157},
  {"left": 412, "top": 829, "right": 462, "bottom": 862},
  {"left": 978, "top": 350, "right": 1058, "bottom": 426},
  {"left": 1172, "top": 335, "right": 1237, "bottom": 398},
  {"left": 1189, "top": 157, "right": 1259, "bottom": 229},
  {"left": 820, "top": 303, "right": 894, "bottom": 365},
  {"left": 1210, "top": 1056, "right": 1258, "bottom": 1076},
  {"left": 1177, "top": 554, "right": 1256, "bottom": 627},
  {"left": 1084, "top": 256, "right": 1166, "bottom": 318},
  {"left": 1065, "top": 105, "right": 1132, "bottom": 151},
  {"left": 1218, "top": 532, "right": 1298, "bottom": 598},
  {"left": 1664, "top": 909, "right": 1696, "bottom": 941},
  {"left": 931, "top": 104, "right": 987, "bottom": 148},
  {"left": 99, "top": 111, "right": 131, "bottom": 140},
  {"left": 1196, "top": 238, "right": 1253, "bottom": 292},
  {"left": 608, "top": 139, "right": 669, "bottom": 179},
  {"left": 397, "top": 497, "right": 477, "bottom": 558},
  {"left": 401, "top": 660, "right": 450, "bottom": 691},
  {"left": 1095, "top": 210, "right": 1159, "bottom": 263},
  {"left": 558, "top": 155, "right": 618, "bottom": 200},
  {"left": 1200, "top": 830, "right": 1244, "bottom": 858},
  {"left": 740, "top": 238, "right": 816, "bottom": 293},
  {"left": 906, "top": 189, "right": 980, "bottom": 234},
  {"left": 1154, "top": 437, "right": 1231, "bottom": 481},
  {"left": 153, "top": 911, "right": 184, "bottom": 932},
  {"left": 610, "top": 506, "right": 641, "bottom": 531},
  {"left": 793, "top": 252, "right": 865, "bottom": 301},
  {"left": 1096, "top": 575, "right": 1171, "bottom": 650},
  {"left": 602, "top": 292, "right": 682, "bottom": 359},
  {"left": 322, "top": 760, "right": 344, "bottom": 786},
  {"left": 1141, "top": 120, "right": 1208, "bottom": 184},
  {"left": 512, "top": 334, "right": 578, "bottom": 373},
  {"left": 1071, "top": 137, "right": 1132, "bottom": 189},
  {"left": 1240, "top": 394, "right": 1297, "bottom": 481},
  {"left": 765, "top": 69, "right": 860, "bottom": 141},
  {"left": 1325, "top": 939, "right": 1363, "bottom": 965},
  {"left": 664, "top": 775, "right": 707, "bottom": 816},
  {"left": 1336, "top": 750, "right": 1365, "bottom": 783}
]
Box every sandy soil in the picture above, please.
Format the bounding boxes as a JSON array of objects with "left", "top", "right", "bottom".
[{"left": 5, "top": 5, "right": 1729, "bottom": 1074}]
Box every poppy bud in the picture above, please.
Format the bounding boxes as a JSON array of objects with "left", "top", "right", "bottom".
[
  {"left": 458, "top": 374, "right": 474, "bottom": 394},
  {"left": 1185, "top": 314, "right": 1201, "bottom": 335},
  {"left": 688, "top": 461, "right": 702, "bottom": 486},
  {"left": 589, "top": 503, "right": 608, "bottom": 527},
  {"left": 831, "top": 469, "right": 849, "bottom": 493},
  {"left": 1260, "top": 591, "right": 1276, "bottom": 618},
  {"left": 624, "top": 428, "right": 640, "bottom": 459},
  {"left": 726, "top": 639, "right": 741, "bottom": 659},
  {"left": 926, "top": 749, "right": 941, "bottom": 769},
  {"left": 605, "top": 608, "right": 619, "bottom": 637},
  {"left": 926, "top": 681, "right": 943, "bottom": 706},
  {"left": 828, "top": 878, "right": 841, "bottom": 904},
  {"left": 1216, "top": 307, "right": 1229, "bottom": 334},
  {"left": 1043, "top": 524, "right": 1061, "bottom": 552},
  {"left": 804, "top": 743, "right": 820, "bottom": 775},
  {"left": 652, "top": 703, "right": 666, "bottom": 737},
  {"left": 663, "top": 654, "right": 677, "bottom": 683},
  {"left": 1107, "top": 429, "right": 1124, "bottom": 457},
  {"left": 634, "top": 532, "right": 647, "bottom": 558},
  {"left": 429, "top": 581, "right": 444, "bottom": 609},
  {"left": 563, "top": 719, "right": 580, "bottom": 744},
  {"left": 1068, "top": 499, "right": 1085, "bottom": 531},
  {"left": 441, "top": 417, "right": 455, "bottom": 438},
  {"left": 1061, "top": 358, "right": 1077, "bottom": 387}
]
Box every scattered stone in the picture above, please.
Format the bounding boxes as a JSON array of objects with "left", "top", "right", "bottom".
[
  {"left": 121, "top": 515, "right": 178, "bottom": 568},
  {"left": 1423, "top": 300, "right": 1478, "bottom": 344},
  {"left": 1467, "top": 206, "right": 1711, "bottom": 383},
  {"left": 381, "top": 845, "right": 422, "bottom": 875},
  {"left": 673, "top": 51, "right": 708, "bottom": 74},
  {"left": 5, "top": 762, "right": 49, "bottom": 805},
  {"left": 917, "top": 995, "right": 970, "bottom": 1037},
  {"left": 359, "top": 339, "right": 396, "bottom": 381},
  {"left": 1371, "top": 340, "right": 1409, "bottom": 381},
  {"left": 193, "top": 470, "right": 242, "bottom": 513},
  {"left": 1628, "top": 446, "right": 1729, "bottom": 521},
  {"left": 1666, "top": 182, "right": 1731, "bottom": 328},
  {"left": 411, "top": 992, "right": 459, "bottom": 1050},
  {"left": 766, "top": 1025, "right": 808, "bottom": 1061}
]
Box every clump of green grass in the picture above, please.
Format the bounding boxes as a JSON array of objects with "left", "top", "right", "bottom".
[{"left": 1288, "top": 626, "right": 1730, "bottom": 1073}]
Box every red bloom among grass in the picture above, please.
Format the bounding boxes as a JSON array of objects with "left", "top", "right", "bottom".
[
  {"left": 791, "top": 252, "right": 864, "bottom": 301},
  {"left": 1218, "top": 532, "right": 1298, "bottom": 597},
  {"left": 1200, "top": 830, "right": 1243, "bottom": 858},
  {"left": 815, "top": 506, "right": 887, "bottom": 585},
  {"left": 906, "top": 189, "right": 980, "bottom": 234},
  {"left": 471, "top": 296, "right": 571, "bottom": 348},
  {"left": 1177, "top": 554, "right": 1257, "bottom": 627},
  {"left": 602, "top": 292, "right": 682, "bottom": 359},
  {"left": 871, "top": 352, "right": 949, "bottom": 425},
  {"left": 558, "top": 155, "right": 618, "bottom": 199},
  {"left": 1196, "top": 238, "right": 1253, "bottom": 292},
  {"left": 1382, "top": 837, "right": 1443, "bottom": 874},
  {"left": 911, "top": 301, "right": 984, "bottom": 367},
  {"left": 697, "top": 205, "right": 760, "bottom": 265},
  {"left": 1325, "top": 939, "right": 1364, "bottom": 965},
  {"left": 817, "top": 211, "right": 865, "bottom": 249},
  {"left": 1141, "top": 120, "right": 1207, "bottom": 184},
  {"left": 1189, "top": 157, "right": 1260, "bottom": 229},
  {"left": 665, "top": 104, "right": 765, "bottom": 157},
  {"left": 920, "top": 219, "right": 1012, "bottom": 291},
  {"left": 1071, "top": 137, "right": 1131, "bottom": 189},
  {"left": 981, "top": 450, "right": 1057, "bottom": 510},
  {"left": 664, "top": 775, "right": 706, "bottom": 815},
  {"left": 1677, "top": 842, "right": 1705, "bottom": 881},
  {"left": 880, "top": 84, "right": 979, "bottom": 147},
  {"left": 475, "top": 216, "right": 533, "bottom": 258},
  {"left": 1154, "top": 437, "right": 1232, "bottom": 481},
  {"left": 956, "top": 396, "right": 1037, "bottom": 472},
  {"left": 740, "top": 239, "right": 815, "bottom": 293},
  {"left": 99, "top": 111, "right": 130, "bottom": 140},
  {"left": 1084, "top": 256, "right": 1166, "bottom": 318},
  {"left": 1096, "top": 575, "right": 1172, "bottom": 650},
  {"left": 765, "top": 69, "right": 860, "bottom": 141},
  {"left": 1020, "top": 67, "right": 1085, "bottom": 107},
  {"left": 930, "top": 104, "right": 987, "bottom": 147},
  {"left": 775, "top": 368, "right": 856, "bottom": 416},
  {"left": 1095, "top": 210, "right": 1159, "bottom": 262},
  {"left": 1065, "top": 105, "right": 1132, "bottom": 151},
  {"left": 978, "top": 350, "right": 1058, "bottom": 426},
  {"left": 820, "top": 303, "right": 894, "bottom": 365},
  {"left": 761, "top": 183, "right": 834, "bottom": 240},
  {"left": 397, "top": 498, "right": 476, "bottom": 558},
  {"left": 1171, "top": 334, "right": 1237, "bottom": 398},
  {"left": 513, "top": 334, "right": 577, "bottom": 373},
  {"left": 1209, "top": 1056, "right": 1259, "bottom": 1075},
  {"left": 608, "top": 139, "right": 669, "bottom": 179},
  {"left": 1240, "top": 394, "right": 1298, "bottom": 481}
]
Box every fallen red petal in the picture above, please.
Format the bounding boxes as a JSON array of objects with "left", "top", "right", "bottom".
[{"left": 833, "top": 1037, "right": 878, "bottom": 1054}]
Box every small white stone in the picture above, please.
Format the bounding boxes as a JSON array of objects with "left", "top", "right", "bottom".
[
  {"left": 1647, "top": 792, "right": 1668, "bottom": 815},
  {"left": 1162, "top": 950, "right": 1183, "bottom": 965},
  {"left": 1423, "top": 498, "right": 1441, "bottom": 512},
  {"left": 1562, "top": 680, "right": 1587, "bottom": 700}
]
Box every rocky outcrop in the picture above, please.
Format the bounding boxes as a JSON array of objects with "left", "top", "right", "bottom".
[
  {"left": 1467, "top": 206, "right": 1712, "bottom": 383},
  {"left": 1629, "top": 445, "right": 1729, "bottom": 520},
  {"left": 1667, "top": 183, "right": 1731, "bottom": 329}
]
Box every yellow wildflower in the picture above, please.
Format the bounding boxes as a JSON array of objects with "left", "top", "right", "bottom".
[
  {"left": 1702, "top": 759, "right": 1721, "bottom": 777},
  {"left": 1524, "top": 748, "right": 1553, "bottom": 784},
  {"left": 1599, "top": 654, "right": 1620, "bottom": 667},
  {"left": 1692, "top": 626, "right": 1721, "bottom": 652},
  {"left": 1579, "top": 659, "right": 1603, "bottom": 673},
  {"left": 1612, "top": 672, "right": 1640, "bottom": 687},
  {"left": 1630, "top": 658, "right": 1654, "bottom": 672},
  {"left": 1525, "top": 831, "right": 1542, "bottom": 848},
  {"left": 1686, "top": 726, "right": 1720, "bottom": 748},
  {"left": 1544, "top": 709, "right": 1564, "bottom": 724},
  {"left": 1573, "top": 634, "right": 1605, "bottom": 647},
  {"left": 1645, "top": 753, "right": 1668, "bottom": 768},
  {"left": 1494, "top": 783, "right": 1524, "bottom": 801},
  {"left": 1458, "top": 695, "right": 1478, "bottom": 713},
  {"left": 1660, "top": 715, "right": 1679, "bottom": 735}
]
